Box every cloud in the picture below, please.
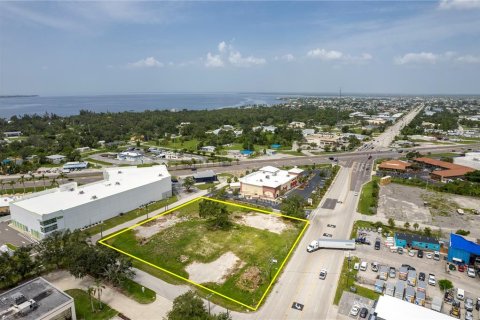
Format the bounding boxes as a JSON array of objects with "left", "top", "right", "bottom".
[
  {"left": 275, "top": 54, "right": 295, "bottom": 62},
  {"left": 205, "top": 53, "right": 224, "bottom": 68},
  {"left": 455, "top": 54, "right": 480, "bottom": 63},
  {"left": 394, "top": 52, "right": 439, "bottom": 65},
  {"left": 128, "top": 57, "right": 163, "bottom": 68},
  {"left": 306, "top": 48, "right": 372, "bottom": 63},
  {"left": 439, "top": 0, "right": 480, "bottom": 10},
  {"left": 204, "top": 41, "right": 266, "bottom": 68}
]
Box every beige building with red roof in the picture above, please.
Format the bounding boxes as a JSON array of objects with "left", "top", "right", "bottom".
[
  {"left": 413, "top": 157, "right": 475, "bottom": 182},
  {"left": 378, "top": 160, "right": 411, "bottom": 172}
]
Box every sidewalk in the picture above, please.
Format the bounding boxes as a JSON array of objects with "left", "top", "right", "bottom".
[{"left": 44, "top": 270, "right": 173, "bottom": 320}]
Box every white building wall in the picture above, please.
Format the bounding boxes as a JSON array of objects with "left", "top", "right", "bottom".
[{"left": 10, "top": 177, "right": 172, "bottom": 239}]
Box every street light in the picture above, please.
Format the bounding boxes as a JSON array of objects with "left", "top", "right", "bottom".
[
  {"left": 269, "top": 257, "right": 278, "bottom": 281},
  {"left": 206, "top": 294, "right": 213, "bottom": 315}
]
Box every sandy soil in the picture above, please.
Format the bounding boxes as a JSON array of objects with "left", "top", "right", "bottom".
[
  {"left": 378, "top": 183, "right": 480, "bottom": 238},
  {"left": 135, "top": 214, "right": 186, "bottom": 239},
  {"left": 235, "top": 212, "right": 289, "bottom": 234},
  {"left": 186, "top": 252, "right": 243, "bottom": 284}
]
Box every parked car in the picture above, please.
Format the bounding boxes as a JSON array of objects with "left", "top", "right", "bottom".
[
  {"left": 354, "top": 262, "right": 360, "bottom": 270},
  {"left": 425, "top": 252, "right": 433, "bottom": 259},
  {"left": 389, "top": 267, "right": 396, "bottom": 278},
  {"left": 419, "top": 272, "right": 426, "bottom": 282},
  {"left": 360, "top": 307, "right": 368, "bottom": 318},
  {"left": 465, "top": 311, "right": 473, "bottom": 320},
  {"left": 444, "top": 290, "right": 454, "bottom": 304},
  {"left": 397, "top": 247, "right": 404, "bottom": 254},
  {"left": 319, "top": 269, "right": 327, "bottom": 280},
  {"left": 371, "top": 262, "right": 379, "bottom": 272},
  {"left": 458, "top": 265, "right": 466, "bottom": 272},
  {"left": 350, "top": 305, "right": 360, "bottom": 316},
  {"left": 467, "top": 266, "right": 476, "bottom": 278},
  {"left": 360, "top": 261, "right": 368, "bottom": 271},
  {"left": 408, "top": 250, "right": 416, "bottom": 257},
  {"left": 476, "top": 297, "right": 480, "bottom": 311},
  {"left": 465, "top": 298, "right": 474, "bottom": 312},
  {"left": 428, "top": 273, "right": 436, "bottom": 286},
  {"left": 374, "top": 238, "right": 381, "bottom": 250},
  {"left": 417, "top": 250, "right": 424, "bottom": 258}
]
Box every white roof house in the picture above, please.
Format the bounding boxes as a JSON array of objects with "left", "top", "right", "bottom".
[
  {"left": 240, "top": 166, "right": 303, "bottom": 189},
  {"left": 374, "top": 295, "right": 453, "bottom": 320}
]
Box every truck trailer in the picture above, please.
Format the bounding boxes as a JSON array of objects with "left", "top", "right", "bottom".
[{"left": 306, "top": 239, "right": 356, "bottom": 252}]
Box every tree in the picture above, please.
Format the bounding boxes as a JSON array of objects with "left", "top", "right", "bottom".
[
  {"left": 455, "top": 229, "right": 470, "bottom": 236},
  {"left": 183, "top": 176, "right": 195, "bottom": 192},
  {"left": 166, "top": 291, "right": 210, "bottom": 320},
  {"left": 87, "top": 286, "right": 96, "bottom": 312},
  {"left": 387, "top": 218, "right": 395, "bottom": 228},
  {"left": 404, "top": 222, "right": 410, "bottom": 230},
  {"left": 199, "top": 200, "right": 231, "bottom": 229},
  {"left": 438, "top": 279, "right": 453, "bottom": 291},
  {"left": 423, "top": 227, "right": 432, "bottom": 237},
  {"left": 93, "top": 278, "right": 105, "bottom": 310},
  {"left": 413, "top": 222, "right": 419, "bottom": 231},
  {"left": 29, "top": 174, "right": 37, "bottom": 192},
  {"left": 280, "top": 194, "right": 305, "bottom": 219}
]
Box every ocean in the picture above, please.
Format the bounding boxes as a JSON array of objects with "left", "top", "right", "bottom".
[{"left": 0, "top": 93, "right": 291, "bottom": 118}]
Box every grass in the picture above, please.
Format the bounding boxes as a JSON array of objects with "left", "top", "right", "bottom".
[
  {"left": 0, "top": 185, "right": 52, "bottom": 195},
  {"left": 195, "top": 182, "right": 219, "bottom": 190},
  {"left": 119, "top": 278, "right": 156, "bottom": 304},
  {"left": 86, "top": 158, "right": 114, "bottom": 166},
  {"left": 357, "top": 176, "right": 379, "bottom": 215},
  {"left": 277, "top": 150, "right": 305, "bottom": 156},
  {"left": 105, "top": 199, "right": 307, "bottom": 309},
  {"left": 5, "top": 243, "right": 17, "bottom": 250},
  {"left": 424, "top": 152, "right": 459, "bottom": 158},
  {"left": 65, "top": 289, "right": 118, "bottom": 320},
  {"left": 158, "top": 138, "right": 200, "bottom": 151},
  {"left": 86, "top": 195, "right": 178, "bottom": 236},
  {"left": 333, "top": 257, "right": 380, "bottom": 305}
]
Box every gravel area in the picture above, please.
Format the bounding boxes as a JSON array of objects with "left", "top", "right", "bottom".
[
  {"left": 378, "top": 183, "right": 480, "bottom": 238},
  {"left": 234, "top": 212, "right": 290, "bottom": 234},
  {"left": 135, "top": 214, "right": 186, "bottom": 239}
]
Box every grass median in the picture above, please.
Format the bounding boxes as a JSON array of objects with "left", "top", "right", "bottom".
[{"left": 357, "top": 176, "right": 379, "bottom": 215}]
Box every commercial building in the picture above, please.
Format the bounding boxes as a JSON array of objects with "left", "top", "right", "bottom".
[
  {"left": 378, "top": 160, "right": 411, "bottom": 172},
  {"left": 117, "top": 151, "right": 143, "bottom": 162},
  {"left": 454, "top": 152, "right": 480, "bottom": 170},
  {"left": 45, "top": 155, "right": 66, "bottom": 164},
  {"left": 447, "top": 233, "right": 480, "bottom": 264},
  {"left": 239, "top": 166, "right": 303, "bottom": 199},
  {"left": 10, "top": 166, "right": 171, "bottom": 239},
  {"left": 193, "top": 170, "right": 217, "bottom": 183},
  {"left": 373, "top": 294, "right": 453, "bottom": 320},
  {"left": 413, "top": 157, "right": 475, "bottom": 182},
  {"left": 394, "top": 233, "right": 440, "bottom": 251},
  {"left": 0, "top": 277, "right": 76, "bottom": 320},
  {"left": 62, "top": 161, "right": 88, "bottom": 171}
]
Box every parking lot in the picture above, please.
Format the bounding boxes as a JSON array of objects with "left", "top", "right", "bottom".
[
  {"left": 345, "top": 227, "right": 480, "bottom": 319},
  {"left": 0, "top": 220, "right": 34, "bottom": 247},
  {"left": 338, "top": 292, "right": 376, "bottom": 319}
]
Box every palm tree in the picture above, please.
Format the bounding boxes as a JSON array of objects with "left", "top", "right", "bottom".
[
  {"left": 413, "top": 222, "right": 419, "bottom": 231},
  {"left": 29, "top": 173, "right": 36, "bottom": 192},
  {"left": 404, "top": 222, "right": 410, "bottom": 230},
  {"left": 39, "top": 174, "right": 47, "bottom": 190},
  {"left": 18, "top": 175, "right": 26, "bottom": 194},
  {"left": 0, "top": 180, "right": 4, "bottom": 195},
  {"left": 50, "top": 178, "right": 59, "bottom": 188},
  {"left": 87, "top": 286, "right": 96, "bottom": 312},
  {"left": 94, "top": 278, "right": 105, "bottom": 310},
  {"left": 58, "top": 172, "right": 67, "bottom": 185},
  {"left": 8, "top": 180, "right": 15, "bottom": 195}
]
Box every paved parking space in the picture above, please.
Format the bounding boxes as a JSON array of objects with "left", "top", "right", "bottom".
[
  {"left": 288, "top": 169, "right": 327, "bottom": 200},
  {"left": 0, "top": 220, "right": 34, "bottom": 247},
  {"left": 338, "top": 291, "right": 375, "bottom": 318},
  {"left": 350, "top": 228, "right": 480, "bottom": 319},
  {"left": 322, "top": 198, "right": 338, "bottom": 210}
]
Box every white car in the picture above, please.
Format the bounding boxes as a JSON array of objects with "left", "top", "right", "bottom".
[
  {"left": 428, "top": 274, "right": 436, "bottom": 286},
  {"left": 319, "top": 269, "right": 327, "bottom": 280},
  {"left": 350, "top": 305, "right": 360, "bottom": 316},
  {"left": 354, "top": 192, "right": 358, "bottom": 196},
  {"left": 408, "top": 250, "right": 416, "bottom": 257},
  {"left": 467, "top": 266, "right": 476, "bottom": 278},
  {"left": 354, "top": 262, "right": 360, "bottom": 270},
  {"left": 425, "top": 252, "right": 433, "bottom": 259}
]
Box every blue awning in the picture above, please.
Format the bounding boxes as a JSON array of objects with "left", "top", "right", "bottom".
[{"left": 450, "top": 233, "right": 480, "bottom": 255}]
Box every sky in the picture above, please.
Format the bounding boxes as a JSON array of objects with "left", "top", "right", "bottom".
[{"left": 0, "top": 0, "right": 480, "bottom": 95}]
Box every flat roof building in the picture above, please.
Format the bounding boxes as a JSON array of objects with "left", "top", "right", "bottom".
[
  {"left": 0, "top": 277, "right": 76, "bottom": 320},
  {"left": 378, "top": 160, "right": 411, "bottom": 172},
  {"left": 192, "top": 170, "right": 217, "bottom": 183},
  {"left": 10, "top": 166, "right": 171, "bottom": 239},
  {"left": 374, "top": 294, "right": 453, "bottom": 320},
  {"left": 239, "top": 166, "right": 303, "bottom": 199},
  {"left": 447, "top": 233, "right": 480, "bottom": 264},
  {"left": 395, "top": 232, "right": 440, "bottom": 251},
  {"left": 45, "top": 155, "right": 66, "bottom": 164}
]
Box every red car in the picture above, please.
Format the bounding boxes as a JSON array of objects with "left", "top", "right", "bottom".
[{"left": 458, "top": 265, "right": 466, "bottom": 272}]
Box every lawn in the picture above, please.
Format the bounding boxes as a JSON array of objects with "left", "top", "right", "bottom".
[
  {"left": 333, "top": 257, "right": 380, "bottom": 305},
  {"left": 119, "top": 278, "right": 156, "bottom": 304},
  {"left": 157, "top": 138, "right": 200, "bottom": 151},
  {"left": 86, "top": 158, "right": 114, "bottom": 166},
  {"left": 86, "top": 195, "right": 178, "bottom": 236},
  {"left": 66, "top": 289, "right": 118, "bottom": 320},
  {"left": 357, "top": 177, "right": 379, "bottom": 215},
  {"left": 195, "top": 182, "right": 219, "bottom": 190},
  {"left": 103, "top": 198, "right": 307, "bottom": 310},
  {"left": 277, "top": 150, "right": 305, "bottom": 156}
]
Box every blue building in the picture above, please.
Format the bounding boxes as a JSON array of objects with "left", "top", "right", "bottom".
[
  {"left": 394, "top": 233, "right": 440, "bottom": 251},
  {"left": 447, "top": 233, "right": 480, "bottom": 264}
]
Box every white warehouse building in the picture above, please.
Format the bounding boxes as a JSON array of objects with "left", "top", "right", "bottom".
[{"left": 10, "top": 166, "right": 172, "bottom": 239}]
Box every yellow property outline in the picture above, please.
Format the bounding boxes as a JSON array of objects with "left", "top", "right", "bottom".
[{"left": 99, "top": 196, "right": 310, "bottom": 311}]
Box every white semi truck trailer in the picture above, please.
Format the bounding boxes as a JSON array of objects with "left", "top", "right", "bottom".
[{"left": 307, "top": 239, "right": 356, "bottom": 252}]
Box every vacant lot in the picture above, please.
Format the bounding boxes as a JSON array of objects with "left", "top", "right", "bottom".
[
  {"left": 105, "top": 198, "right": 306, "bottom": 309},
  {"left": 378, "top": 183, "right": 480, "bottom": 237}
]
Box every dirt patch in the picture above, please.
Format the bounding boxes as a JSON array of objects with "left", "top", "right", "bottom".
[
  {"left": 135, "top": 213, "right": 187, "bottom": 239},
  {"left": 234, "top": 212, "right": 290, "bottom": 234},
  {"left": 186, "top": 252, "right": 242, "bottom": 284},
  {"left": 236, "top": 266, "right": 263, "bottom": 292}
]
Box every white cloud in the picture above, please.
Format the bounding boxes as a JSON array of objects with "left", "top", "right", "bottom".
[
  {"left": 439, "top": 0, "right": 480, "bottom": 10},
  {"left": 306, "top": 48, "right": 372, "bottom": 63},
  {"left": 128, "top": 57, "right": 163, "bottom": 68},
  {"left": 204, "top": 41, "right": 266, "bottom": 68},
  {"left": 455, "top": 54, "right": 480, "bottom": 63},
  {"left": 307, "top": 48, "right": 344, "bottom": 60},
  {"left": 275, "top": 53, "right": 295, "bottom": 62},
  {"left": 394, "top": 52, "right": 439, "bottom": 65}
]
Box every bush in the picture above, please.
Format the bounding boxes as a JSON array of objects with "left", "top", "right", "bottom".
[
  {"left": 438, "top": 279, "right": 453, "bottom": 291},
  {"left": 455, "top": 229, "right": 470, "bottom": 236}
]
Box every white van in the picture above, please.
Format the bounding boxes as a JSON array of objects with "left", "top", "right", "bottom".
[
  {"left": 457, "top": 209, "right": 464, "bottom": 215},
  {"left": 360, "top": 261, "right": 368, "bottom": 271},
  {"left": 457, "top": 288, "right": 465, "bottom": 300},
  {"left": 390, "top": 246, "right": 398, "bottom": 253}
]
